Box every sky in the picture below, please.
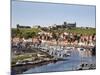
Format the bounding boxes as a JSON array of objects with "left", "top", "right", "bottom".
[{"left": 11, "top": 1, "right": 96, "bottom": 28}]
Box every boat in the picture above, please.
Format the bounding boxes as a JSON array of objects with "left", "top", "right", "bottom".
[{"left": 77, "top": 63, "right": 96, "bottom": 70}]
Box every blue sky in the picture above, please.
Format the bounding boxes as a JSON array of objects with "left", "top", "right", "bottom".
[{"left": 12, "top": 1, "right": 96, "bottom": 28}]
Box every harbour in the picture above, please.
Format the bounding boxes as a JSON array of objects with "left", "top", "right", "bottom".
[{"left": 11, "top": 43, "right": 96, "bottom": 74}]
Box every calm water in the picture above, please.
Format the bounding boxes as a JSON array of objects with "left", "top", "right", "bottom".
[{"left": 23, "top": 49, "right": 96, "bottom": 74}]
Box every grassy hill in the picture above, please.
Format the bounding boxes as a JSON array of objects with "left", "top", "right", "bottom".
[
  {"left": 64, "top": 28, "right": 96, "bottom": 35},
  {"left": 11, "top": 27, "right": 96, "bottom": 38}
]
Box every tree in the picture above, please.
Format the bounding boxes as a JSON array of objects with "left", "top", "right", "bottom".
[
  {"left": 22, "top": 31, "right": 36, "bottom": 39},
  {"left": 11, "top": 28, "right": 17, "bottom": 38}
]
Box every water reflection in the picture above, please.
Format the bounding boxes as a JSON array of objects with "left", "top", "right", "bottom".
[{"left": 23, "top": 48, "right": 96, "bottom": 74}]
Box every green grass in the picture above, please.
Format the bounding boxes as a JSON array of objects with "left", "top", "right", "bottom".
[
  {"left": 12, "top": 28, "right": 42, "bottom": 33},
  {"left": 12, "top": 27, "right": 96, "bottom": 38},
  {"left": 52, "top": 28, "right": 96, "bottom": 35},
  {"left": 11, "top": 27, "right": 42, "bottom": 38},
  {"left": 65, "top": 28, "right": 96, "bottom": 35}
]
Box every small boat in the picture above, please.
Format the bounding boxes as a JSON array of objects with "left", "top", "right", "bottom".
[
  {"left": 16, "top": 61, "right": 26, "bottom": 66},
  {"left": 77, "top": 48, "right": 86, "bottom": 52},
  {"left": 77, "top": 63, "right": 96, "bottom": 70},
  {"left": 77, "top": 63, "right": 88, "bottom": 70}
]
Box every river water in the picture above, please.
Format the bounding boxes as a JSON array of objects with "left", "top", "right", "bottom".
[{"left": 23, "top": 48, "right": 96, "bottom": 74}]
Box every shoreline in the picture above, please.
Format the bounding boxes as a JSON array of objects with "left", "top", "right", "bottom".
[{"left": 11, "top": 58, "right": 63, "bottom": 74}]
